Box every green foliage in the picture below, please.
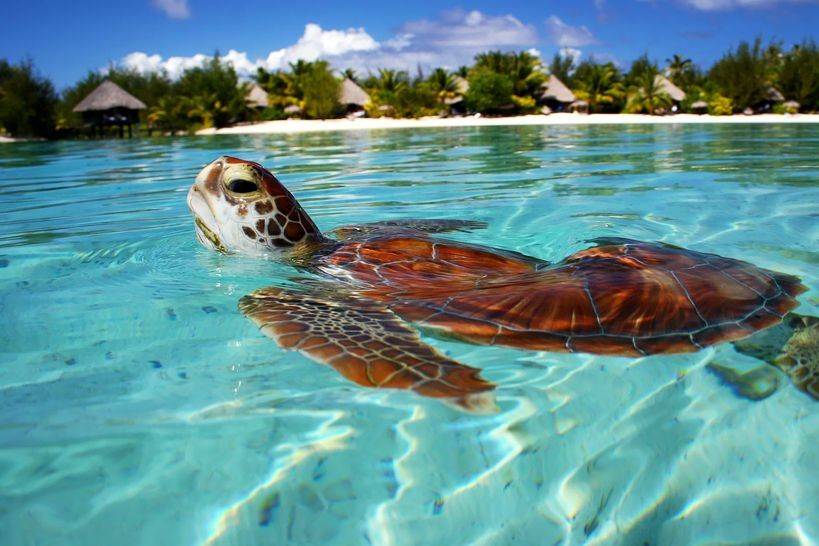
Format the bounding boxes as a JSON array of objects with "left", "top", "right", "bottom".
[
  {"left": 464, "top": 69, "right": 514, "bottom": 114},
  {"left": 299, "top": 61, "right": 340, "bottom": 119},
  {"left": 474, "top": 50, "right": 546, "bottom": 100},
  {"left": 549, "top": 53, "right": 575, "bottom": 86},
  {"left": 625, "top": 54, "right": 657, "bottom": 87},
  {"left": 708, "top": 38, "right": 780, "bottom": 111},
  {"left": 779, "top": 40, "right": 819, "bottom": 110},
  {"left": 625, "top": 65, "right": 672, "bottom": 114},
  {"left": 708, "top": 94, "right": 733, "bottom": 115},
  {"left": 427, "top": 68, "right": 460, "bottom": 104},
  {"left": 365, "top": 70, "right": 437, "bottom": 118},
  {"left": 175, "top": 56, "right": 248, "bottom": 128},
  {"left": 573, "top": 61, "right": 624, "bottom": 113},
  {"left": 0, "top": 59, "right": 57, "bottom": 138}
]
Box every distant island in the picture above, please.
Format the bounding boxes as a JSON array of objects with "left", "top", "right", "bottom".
[{"left": 1, "top": 38, "right": 818, "bottom": 140}]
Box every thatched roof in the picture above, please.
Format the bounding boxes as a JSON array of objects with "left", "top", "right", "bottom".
[
  {"left": 766, "top": 87, "right": 784, "bottom": 102},
  {"left": 284, "top": 104, "right": 302, "bottom": 114},
  {"left": 339, "top": 78, "right": 370, "bottom": 106},
  {"left": 453, "top": 76, "right": 469, "bottom": 95},
  {"left": 246, "top": 83, "right": 269, "bottom": 108},
  {"left": 540, "top": 75, "right": 575, "bottom": 103},
  {"left": 654, "top": 75, "right": 685, "bottom": 102},
  {"left": 783, "top": 100, "right": 800, "bottom": 109},
  {"left": 73, "top": 80, "right": 146, "bottom": 112},
  {"left": 691, "top": 100, "right": 708, "bottom": 109}
]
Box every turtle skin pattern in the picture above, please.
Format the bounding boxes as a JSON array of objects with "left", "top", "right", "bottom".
[
  {"left": 239, "top": 287, "right": 494, "bottom": 409},
  {"left": 318, "top": 236, "right": 806, "bottom": 357}
]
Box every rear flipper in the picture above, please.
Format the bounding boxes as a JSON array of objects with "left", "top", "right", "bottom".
[
  {"left": 239, "top": 287, "right": 496, "bottom": 411},
  {"left": 732, "top": 313, "right": 819, "bottom": 401},
  {"left": 332, "top": 219, "right": 487, "bottom": 238}
]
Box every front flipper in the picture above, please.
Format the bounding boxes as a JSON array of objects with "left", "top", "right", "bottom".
[
  {"left": 239, "top": 287, "right": 495, "bottom": 410},
  {"left": 332, "top": 219, "right": 487, "bottom": 238}
]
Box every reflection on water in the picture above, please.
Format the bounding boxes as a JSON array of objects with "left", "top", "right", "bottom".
[{"left": 0, "top": 124, "right": 817, "bottom": 545}]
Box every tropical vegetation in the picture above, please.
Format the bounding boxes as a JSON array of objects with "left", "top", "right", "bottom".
[{"left": 1, "top": 38, "right": 818, "bottom": 139}]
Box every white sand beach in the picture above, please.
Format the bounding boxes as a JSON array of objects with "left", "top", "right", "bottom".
[{"left": 197, "top": 113, "right": 819, "bottom": 136}]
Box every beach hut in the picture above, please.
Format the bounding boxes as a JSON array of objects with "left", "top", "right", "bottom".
[
  {"left": 753, "top": 87, "right": 784, "bottom": 113},
  {"left": 654, "top": 75, "right": 685, "bottom": 113},
  {"left": 442, "top": 76, "right": 470, "bottom": 115},
  {"left": 338, "top": 78, "right": 370, "bottom": 116},
  {"left": 283, "top": 104, "right": 303, "bottom": 118},
  {"left": 539, "top": 75, "right": 575, "bottom": 112},
  {"left": 73, "top": 80, "right": 146, "bottom": 138},
  {"left": 691, "top": 100, "right": 708, "bottom": 114},
  {"left": 245, "top": 83, "right": 269, "bottom": 109},
  {"left": 570, "top": 100, "right": 589, "bottom": 114}
]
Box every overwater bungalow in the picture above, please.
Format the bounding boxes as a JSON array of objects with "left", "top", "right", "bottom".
[
  {"left": 654, "top": 75, "right": 686, "bottom": 113},
  {"left": 73, "top": 80, "right": 146, "bottom": 138},
  {"left": 339, "top": 78, "right": 370, "bottom": 116},
  {"left": 245, "top": 83, "right": 269, "bottom": 109},
  {"left": 539, "top": 75, "right": 575, "bottom": 113}
]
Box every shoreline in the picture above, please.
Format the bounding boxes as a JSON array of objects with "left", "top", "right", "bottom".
[{"left": 197, "top": 113, "right": 819, "bottom": 136}]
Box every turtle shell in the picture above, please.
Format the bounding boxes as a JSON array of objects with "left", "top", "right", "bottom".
[{"left": 319, "top": 236, "right": 805, "bottom": 356}]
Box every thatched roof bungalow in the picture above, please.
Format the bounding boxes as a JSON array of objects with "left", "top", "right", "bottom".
[
  {"left": 540, "top": 75, "right": 575, "bottom": 112},
  {"left": 753, "top": 86, "right": 785, "bottom": 113},
  {"left": 73, "top": 80, "right": 146, "bottom": 137},
  {"left": 691, "top": 100, "right": 708, "bottom": 114},
  {"left": 245, "top": 83, "right": 269, "bottom": 109},
  {"left": 782, "top": 100, "right": 800, "bottom": 113},
  {"left": 654, "top": 75, "right": 685, "bottom": 113},
  {"left": 339, "top": 78, "right": 370, "bottom": 114}
]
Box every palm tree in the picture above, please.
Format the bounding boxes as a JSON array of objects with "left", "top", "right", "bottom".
[
  {"left": 342, "top": 68, "right": 358, "bottom": 83},
  {"left": 666, "top": 54, "right": 692, "bottom": 79},
  {"left": 626, "top": 69, "right": 672, "bottom": 115},
  {"left": 428, "top": 68, "right": 459, "bottom": 103},
  {"left": 573, "top": 63, "right": 624, "bottom": 113},
  {"left": 373, "top": 69, "right": 408, "bottom": 93}
]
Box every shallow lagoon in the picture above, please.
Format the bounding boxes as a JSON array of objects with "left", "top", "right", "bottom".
[{"left": 0, "top": 125, "right": 817, "bottom": 545}]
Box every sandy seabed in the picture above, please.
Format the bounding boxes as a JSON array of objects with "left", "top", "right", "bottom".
[{"left": 196, "top": 112, "right": 819, "bottom": 136}]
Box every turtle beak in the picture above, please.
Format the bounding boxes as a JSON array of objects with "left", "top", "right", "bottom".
[{"left": 187, "top": 185, "right": 225, "bottom": 252}]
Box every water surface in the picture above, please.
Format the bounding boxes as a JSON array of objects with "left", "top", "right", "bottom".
[{"left": 1, "top": 125, "right": 817, "bottom": 545}]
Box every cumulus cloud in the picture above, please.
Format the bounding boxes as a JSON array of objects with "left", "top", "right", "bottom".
[
  {"left": 545, "top": 16, "right": 597, "bottom": 48},
  {"left": 118, "top": 11, "right": 542, "bottom": 79},
  {"left": 680, "top": 0, "right": 817, "bottom": 8},
  {"left": 151, "top": 0, "right": 190, "bottom": 19}
]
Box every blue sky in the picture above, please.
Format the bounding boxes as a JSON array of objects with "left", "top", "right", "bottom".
[{"left": 4, "top": 0, "right": 818, "bottom": 89}]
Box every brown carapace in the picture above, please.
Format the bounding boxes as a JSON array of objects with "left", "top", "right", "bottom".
[{"left": 189, "top": 158, "right": 810, "bottom": 407}]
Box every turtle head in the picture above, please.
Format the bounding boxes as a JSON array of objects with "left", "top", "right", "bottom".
[{"left": 187, "top": 156, "right": 321, "bottom": 254}]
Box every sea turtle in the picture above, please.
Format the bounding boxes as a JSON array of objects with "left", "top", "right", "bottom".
[{"left": 187, "top": 156, "right": 815, "bottom": 408}]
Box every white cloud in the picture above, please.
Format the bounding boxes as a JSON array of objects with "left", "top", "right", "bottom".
[
  {"left": 122, "top": 51, "right": 209, "bottom": 79},
  {"left": 118, "top": 11, "right": 542, "bottom": 79},
  {"left": 152, "top": 0, "right": 190, "bottom": 19},
  {"left": 680, "top": 0, "right": 817, "bottom": 9},
  {"left": 545, "top": 16, "right": 597, "bottom": 48},
  {"left": 559, "top": 47, "right": 582, "bottom": 63},
  {"left": 397, "top": 9, "right": 537, "bottom": 48}
]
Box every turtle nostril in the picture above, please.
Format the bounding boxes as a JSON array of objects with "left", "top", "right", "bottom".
[{"left": 228, "top": 179, "right": 258, "bottom": 193}]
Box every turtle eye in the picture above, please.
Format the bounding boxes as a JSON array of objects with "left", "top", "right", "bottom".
[{"left": 227, "top": 179, "right": 259, "bottom": 194}]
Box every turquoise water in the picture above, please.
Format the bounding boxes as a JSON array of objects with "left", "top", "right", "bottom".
[{"left": 1, "top": 125, "right": 817, "bottom": 545}]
